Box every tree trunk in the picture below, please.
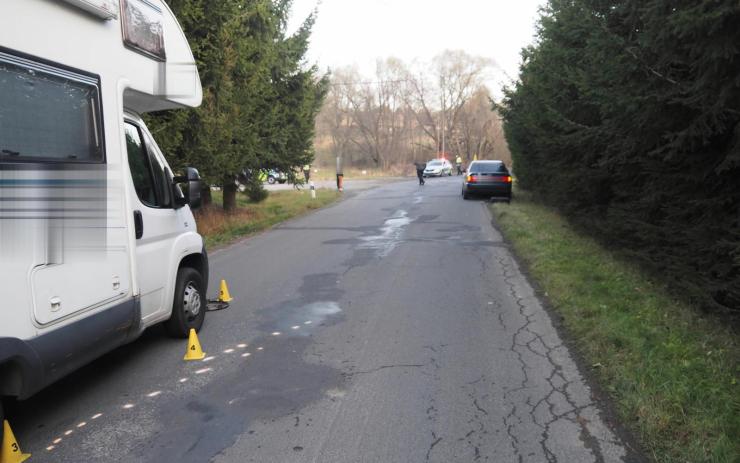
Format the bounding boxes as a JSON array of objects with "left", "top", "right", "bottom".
[
  {"left": 201, "top": 185, "right": 212, "bottom": 207},
  {"left": 223, "top": 182, "right": 237, "bottom": 212}
]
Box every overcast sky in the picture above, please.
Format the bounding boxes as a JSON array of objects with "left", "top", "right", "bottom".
[{"left": 287, "top": 0, "right": 546, "bottom": 96}]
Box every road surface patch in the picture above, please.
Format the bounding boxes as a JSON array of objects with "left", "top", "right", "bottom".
[
  {"left": 41, "top": 339, "right": 258, "bottom": 456},
  {"left": 39, "top": 311, "right": 317, "bottom": 457}
]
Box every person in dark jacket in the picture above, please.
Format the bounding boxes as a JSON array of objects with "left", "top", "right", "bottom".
[{"left": 414, "top": 161, "right": 426, "bottom": 185}]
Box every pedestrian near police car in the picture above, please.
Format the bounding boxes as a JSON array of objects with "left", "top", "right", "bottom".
[
  {"left": 414, "top": 161, "right": 426, "bottom": 185},
  {"left": 455, "top": 155, "right": 463, "bottom": 175}
]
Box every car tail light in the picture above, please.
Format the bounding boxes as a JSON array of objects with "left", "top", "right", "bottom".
[
  {"left": 504, "top": 175, "right": 512, "bottom": 183},
  {"left": 466, "top": 174, "right": 475, "bottom": 183}
]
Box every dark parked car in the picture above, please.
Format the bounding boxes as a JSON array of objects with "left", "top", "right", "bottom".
[{"left": 462, "top": 160, "right": 512, "bottom": 201}]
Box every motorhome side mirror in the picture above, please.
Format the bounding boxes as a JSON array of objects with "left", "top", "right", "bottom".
[{"left": 173, "top": 167, "right": 203, "bottom": 210}]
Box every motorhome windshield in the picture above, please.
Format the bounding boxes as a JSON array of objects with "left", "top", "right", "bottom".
[{"left": 0, "top": 53, "right": 103, "bottom": 162}]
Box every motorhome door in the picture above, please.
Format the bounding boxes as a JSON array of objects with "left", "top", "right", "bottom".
[{"left": 124, "top": 119, "right": 180, "bottom": 322}]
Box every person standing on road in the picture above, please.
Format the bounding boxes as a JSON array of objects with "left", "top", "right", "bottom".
[
  {"left": 414, "top": 161, "right": 426, "bottom": 185},
  {"left": 455, "top": 155, "right": 463, "bottom": 175},
  {"left": 303, "top": 164, "right": 311, "bottom": 182}
]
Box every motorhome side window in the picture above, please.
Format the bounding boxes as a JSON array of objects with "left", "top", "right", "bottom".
[
  {"left": 125, "top": 122, "right": 171, "bottom": 208},
  {"left": 0, "top": 52, "right": 103, "bottom": 162}
]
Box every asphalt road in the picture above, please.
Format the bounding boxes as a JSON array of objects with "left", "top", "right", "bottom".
[
  {"left": 262, "top": 177, "right": 402, "bottom": 192},
  {"left": 8, "top": 175, "right": 639, "bottom": 462}
]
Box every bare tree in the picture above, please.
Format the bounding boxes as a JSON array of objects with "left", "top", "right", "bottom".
[
  {"left": 453, "top": 86, "right": 511, "bottom": 164},
  {"left": 404, "top": 50, "right": 493, "bottom": 156},
  {"left": 313, "top": 53, "right": 509, "bottom": 171},
  {"left": 338, "top": 59, "right": 410, "bottom": 168},
  {"left": 317, "top": 68, "right": 356, "bottom": 167}
]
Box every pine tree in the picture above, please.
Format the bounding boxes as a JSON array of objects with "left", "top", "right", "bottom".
[
  {"left": 501, "top": 0, "right": 740, "bottom": 311},
  {"left": 148, "top": 0, "right": 328, "bottom": 210}
]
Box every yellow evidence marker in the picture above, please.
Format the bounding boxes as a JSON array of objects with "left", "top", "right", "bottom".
[
  {"left": 218, "top": 279, "right": 233, "bottom": 303},
  {"left": 1, "top": 420, "right": 31, "bottom": 463},
  {"left": 184, "top": 328, "right": 206, "bottom": 361}
]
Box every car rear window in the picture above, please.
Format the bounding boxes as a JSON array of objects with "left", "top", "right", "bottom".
[
  {"left": 428, "top": 161, "right": 443, "bottom": 166},
  {"left": 469, "top": 162, "right": 507, "bottom": 174}
]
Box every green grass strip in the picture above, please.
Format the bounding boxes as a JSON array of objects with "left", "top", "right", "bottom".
[
  {"left": 201, "top": 189, "right": 341, "bottom": 248},
  {"left": 491, "top": 195, "right": 739, "bottom": 463}
]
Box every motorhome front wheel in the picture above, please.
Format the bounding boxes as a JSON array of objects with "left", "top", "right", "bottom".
[{"left": 165, "top": 267, "right": 206, "bottom": 338}]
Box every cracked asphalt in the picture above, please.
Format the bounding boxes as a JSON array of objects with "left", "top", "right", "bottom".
[{"left": 8, "top": 176, "right": 640, "bottom": 462}]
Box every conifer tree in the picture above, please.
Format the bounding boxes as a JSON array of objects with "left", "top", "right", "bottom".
[
  {"left": 148, "top": 0, "right": 328, "bottom": 210},
  {"left": 501, "top": 0, "right": 740, "bottom": 311}
]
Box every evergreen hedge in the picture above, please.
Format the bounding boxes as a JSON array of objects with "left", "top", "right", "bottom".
[{"left": 501, "top": 0, "right": 740, "bottom": 312}]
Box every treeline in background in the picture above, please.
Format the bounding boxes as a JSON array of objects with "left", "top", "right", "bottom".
[
  {"left": 501, "top": 0, "right": 740, "bottom": 312},
  {"left": 147, "top": 0, "right": 328, "bottom": 210},
  {"left": 313, "top": 51, "right": 512, "bottom": 174}
]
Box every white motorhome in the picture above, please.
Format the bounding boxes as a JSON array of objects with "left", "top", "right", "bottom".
[{"left": 0, "top": 0, "right": 208, "bottom": 423}]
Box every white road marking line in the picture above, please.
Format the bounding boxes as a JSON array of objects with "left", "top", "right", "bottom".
[
  {"left": 45, "top": 339, "right": 257, "bottom": 454},
  {"left": 291, "top": 325, "right": 300, "bottom": 330},
  {"left": 44, "top": 333, "right": 281, "bottom": 454},
  {"left": 304, "top": 321, "right": 312, "bottom": 325},
  {"left": 488, "top": 301, "right": 493, "bottom": 305}
]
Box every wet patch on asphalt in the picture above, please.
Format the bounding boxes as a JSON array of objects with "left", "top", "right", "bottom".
[
  {"left": 128, "top": 271, "right": 349, "bottom": 462},
  {"left": 255, "top": 273, "right": 345, "bottom": 335},
  {"left": 135, "top": 335, "right": 344, "bottom": 463}
]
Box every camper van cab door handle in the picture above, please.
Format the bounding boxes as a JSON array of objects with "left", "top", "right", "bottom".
[
  {"left": 134, "top": 210, "right": 143, "bottom": 239},
  {"left": 50, "top": 296, "right": 61, "bottom": 312}
]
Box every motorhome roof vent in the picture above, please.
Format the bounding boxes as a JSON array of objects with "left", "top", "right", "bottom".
[{"left": 59, "top": 0, "right": 119, "bottom": 20}]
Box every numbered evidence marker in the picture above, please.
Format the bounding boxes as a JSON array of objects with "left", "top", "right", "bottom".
[
  {"left": 184, "top": 328, "right": 206, "bottom": 360},
  {"left": 1, "top": 420, "right": 31, "bottom": 463}
]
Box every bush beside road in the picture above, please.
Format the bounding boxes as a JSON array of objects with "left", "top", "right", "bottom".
[
  {"left": 491, "top": 194, "right": 739, "bottom": 463},
  {"left": 197, "top": 189, "right": 341, "bottom": 248}
]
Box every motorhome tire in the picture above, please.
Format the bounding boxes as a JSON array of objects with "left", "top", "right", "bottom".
[{"left": 165, "top": 267, "right": 206, "bottom": 338}]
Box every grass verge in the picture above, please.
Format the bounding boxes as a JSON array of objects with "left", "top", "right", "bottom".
[
  {"left": 491, "top": 193, "right": 739, "bottom": 463},
  {"left": 197, "top": 188, "right": 341, "bottom": 248}
]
